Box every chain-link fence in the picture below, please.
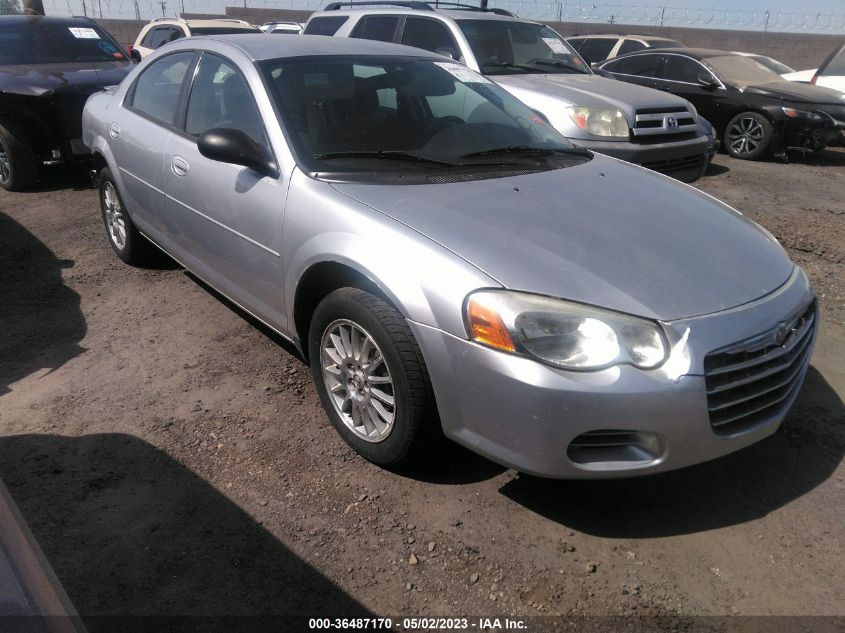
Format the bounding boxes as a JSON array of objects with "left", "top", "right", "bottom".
[{"left": 32, "top": 0, "right": 845, "bottom": 33}]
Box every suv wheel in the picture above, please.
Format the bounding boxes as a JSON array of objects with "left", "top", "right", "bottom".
[
  {"left": 309, "top": 288, "right": 439, "bottom": 467},
  {"left": 0, "top": 121, "right": 37, "bottom": 191},
  {"left": 724, "top": 112, "right": 772, "bottom": 160}
]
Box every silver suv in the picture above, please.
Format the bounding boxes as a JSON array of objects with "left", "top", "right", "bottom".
[
  {"left": 83, "top": 35, "right": 816, "bottom": 479},
  {"left": 306, "top": 2, "right": 708, "bottom": 181}
]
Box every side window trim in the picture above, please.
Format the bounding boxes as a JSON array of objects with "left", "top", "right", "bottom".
[
  {"left": 124, "top": 50, "right": 201, "bottom": 133},
  {"left": 603, "top": 54, "right": 664, "bottom": 79},
  {"left": 659, "top": 53, "right": 726, "bottom": 88}
]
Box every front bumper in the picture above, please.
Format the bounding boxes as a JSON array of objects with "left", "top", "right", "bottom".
[
  {"left": 412, "top": 268, "right": 816, "bottom": 478},
  {"left": 573, "top": 134, "right": 709, "bottom": 182}
]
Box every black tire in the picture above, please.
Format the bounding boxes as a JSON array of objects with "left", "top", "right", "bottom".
[
  {"left": 0, "top": 120, "right": 38, "bottom": 191},
  {"left": 723, "top": 112, "right": 773, "bottom": 160},
  {"left": 98, "top": 167, "right": 158, "bottom": 266},
  {"left": 309, "top": 287, "right": 439, "bottom": 468}
]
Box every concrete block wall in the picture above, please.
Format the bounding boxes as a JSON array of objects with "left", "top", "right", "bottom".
[{"left": 95, "top": 9, "right": 844, "bottom": 71}]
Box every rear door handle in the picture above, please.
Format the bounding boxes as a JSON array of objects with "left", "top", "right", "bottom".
[{"left": 171, "top": 156, "right": 189, "bottom": 177}]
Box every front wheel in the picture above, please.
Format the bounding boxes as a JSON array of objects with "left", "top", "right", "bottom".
[
  {"left": 309, "top": 288, "right": 439, "bottom": 467},
  {"left": 724, "top": 112, "right": 773, "bottom": 160},
  {"left": 0, "top": 121, "right": 37, "bottom": 191}
]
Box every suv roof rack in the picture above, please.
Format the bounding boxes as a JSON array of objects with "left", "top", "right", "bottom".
[
  {"left": 324, "top": 1, "right": 434, "bottom": 10},
  {"left": 322, "top": 0, "right": 515, "bottom": 14}
]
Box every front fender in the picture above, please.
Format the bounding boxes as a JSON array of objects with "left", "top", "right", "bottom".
[{"left": 282, "top": 171, "right": 499, "bottom": 340}]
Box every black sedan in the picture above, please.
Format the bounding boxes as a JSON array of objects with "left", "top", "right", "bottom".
[{"left": 597, "top": 48, "right": 845, "bottom": 160}]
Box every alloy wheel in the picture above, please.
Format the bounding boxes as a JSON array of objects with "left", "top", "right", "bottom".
[
  {"left": 320, "top": 319, "right": 396, "bottom": 443},
  {"left": 728, "top": 116, "right": 764, "bottom": 156},
  {"left": 0, "top": 142, "right": 10, "bottom": 184},
  {"left": 103, "top": 181, "right": 127, "bottom": 249}
]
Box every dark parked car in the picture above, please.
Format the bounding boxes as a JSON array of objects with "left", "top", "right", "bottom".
[
  {"left": 0, "top": 15, "right": 130, "bottom": 190},
  {"left": 598, "top": 48, "right": 845, "bottom": 159}
]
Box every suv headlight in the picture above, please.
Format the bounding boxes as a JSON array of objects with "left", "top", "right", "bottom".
[
  {"left": 782, "top": 107, "right": 826, "bottom": 121},
  {"left": 466, "top": 290, "right": 668, "bottom": 371},
  {"left": 565, "top": 106, "right": 629, "bottom": 138}
]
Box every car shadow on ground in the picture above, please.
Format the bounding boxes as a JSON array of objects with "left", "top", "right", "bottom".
[
  {"left": 0, "top": 212, "right": 86, "bottom": 396},
  {"left": 783, "top": 146, "right": 845, "bottom": 167},
  {"left": 0, "top": 433, "right": 370, "bottom": 633},
  {"left": 18, "top": 165, "right": 94, "bottom": 194},
  {"left": 702, "top": 161, "right": 729, "bottom": 177},
  {"left": 499, "top": 366, "right": 844, "bottom": 538}
]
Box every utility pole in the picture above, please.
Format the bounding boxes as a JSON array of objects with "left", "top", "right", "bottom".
[
  {"left": 659, "top": 6, "right": 665, "bottom": 27},
  {"left": 608, "top": 14, "right": 615, "bottom": 24},
  {"left": 158, "top": 0, "right": 165, "bottom": 16},
  {"left": 180, "top": 0, "right": 184, "bottom": 16},
  {"left": 98, "top": 0, "right": 102, "bottom": 18},
  {"left": 133, "top": 0, "right": 140, "bottom": 19},
  {"left": 556, "top": 0, "right": 561, "bottom": 22},
  {"left": 81, "top": 0, "right": 87, "bottom": 16},
  {"left": 763, "top": 10, "right": 770, "bottom": 32}
]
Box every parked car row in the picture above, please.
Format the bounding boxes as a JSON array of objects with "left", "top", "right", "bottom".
[{"left": 0, "top": 8, "right": 827, "bottom": 478}]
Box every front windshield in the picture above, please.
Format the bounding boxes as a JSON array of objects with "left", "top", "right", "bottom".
[
  {"left": 706, "top": 55, "right": 784, "bottom": 87},
  {"left": 750, "top": 55, "right": 794, "bottom": 75},
  {"left": 456, "top": 20, "right": 590, "bottom": 76},
  {"left": 261, "top": 56, "right": 586, "bottom": 181},
  {"left": 0, "top": 20, "right": 126, "bottom": 64}
]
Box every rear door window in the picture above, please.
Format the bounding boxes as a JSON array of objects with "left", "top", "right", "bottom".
[
  {"left": 142, "top": 26, "right": 173, "bottom": 49},
  {"left": 303, "top": 16, "right": 349, "bottom": 36},
  {"left": 129, "top": 51, "right": 194, "bottom": 125},
  {"left": 351, "top": 16, "right": 400, "bottom": 43}
]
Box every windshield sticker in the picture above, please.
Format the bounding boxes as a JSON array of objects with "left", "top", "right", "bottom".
[
  {"left": 542, "top": 37, "right": 568, "bottom": 54},
  {"left": 69, "top": 27, "right": 100, "bottom": 39},
  {"left": 434, "top": 62, "right": 492, "bottom": 84}
]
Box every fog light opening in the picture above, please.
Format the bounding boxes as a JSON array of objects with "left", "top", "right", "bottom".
[{"left": 567, "top": 430, "right": 663, "bottom": 467}]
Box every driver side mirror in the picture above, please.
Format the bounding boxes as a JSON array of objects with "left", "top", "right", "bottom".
[
  {"left": 434, "top": 47, "right": 458, "bottom": 61},
  {"left": 197, "top": 128, "right": 277, "bottom": 178},
  {"left": 129, "top": 47, "right": 142, "bottom": 63},
  {"left": 697, "top": 72, "right": 718, "bottom": 89}
]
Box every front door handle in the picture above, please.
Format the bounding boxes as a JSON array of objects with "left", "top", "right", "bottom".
[{"left": 171, "top": 156, "right": 189, "bottom": 177}]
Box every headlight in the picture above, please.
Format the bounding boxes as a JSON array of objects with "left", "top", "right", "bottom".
[
  {"left": 782, "top": 107, "right": 825, "bottom": 121},
  {"left": 466, "top": 290, "right": 668, "bottom": 371},
  {"left": 565, "top": 106, "right": 629, "bottom": 138}
]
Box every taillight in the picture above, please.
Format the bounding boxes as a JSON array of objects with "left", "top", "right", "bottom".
[{"left": 810, "top": 73, "right": 817, "bottom": 84}]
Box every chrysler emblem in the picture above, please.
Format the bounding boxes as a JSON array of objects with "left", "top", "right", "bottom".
[
  {"left": 666, "top": 116, "right": 678, "bottom": 128},
  {"left": 773, "top": 322, "right": 792, "bottom": 346}
]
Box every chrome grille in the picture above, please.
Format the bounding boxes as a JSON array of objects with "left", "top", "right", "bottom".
[
  {"left": 704, "top": 303, "right": 816, "bottom": 435},
  {"left": 632, "top": 106, "right": 698, "bottom": 137}
]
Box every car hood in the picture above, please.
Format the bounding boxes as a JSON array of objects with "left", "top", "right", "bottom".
[
  {"left": 0, "top": 61, "right": 131, "bottom": 97},
  {"left": 743, "top": 80, "right": 845, "bottom": 105},
  {"left": 331, "top": 155, "right": 794, "bottom": 322},
  {"left": 492, "top": 73, "right": 691, "bottom": 112}
]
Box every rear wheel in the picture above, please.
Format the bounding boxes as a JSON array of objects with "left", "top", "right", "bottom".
[
  {"left": 98, "top": 167, "right": 158, "bottom": 265},
  {"left": 309, "top": 288, "right": 439, "bottom": 467},
  {"left": 724, "top": 112, "right": 773, "bottom": 160},
  {"left": 0, "top": 121, "right": 37, "bottom": 191}
]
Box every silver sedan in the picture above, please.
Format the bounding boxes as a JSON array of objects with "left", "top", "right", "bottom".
[{"left": 82, "top": 35, "right": 817, "bottom": 478}]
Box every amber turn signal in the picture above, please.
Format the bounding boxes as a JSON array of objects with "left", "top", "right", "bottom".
[{"left": 467, "top": 298, "right": 516, "bottom": 352}]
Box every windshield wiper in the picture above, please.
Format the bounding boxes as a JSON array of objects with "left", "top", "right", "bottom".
[
  {"left": 314, "top": 150, "right": 455, "bottom": 167},
  {"left": 482, "top": 62, "right": 540, "bottom": 73},
  {"left": 529, "top": 59, "right": 589, "bottom": 74},
  {"left": 460, "top": 145, "right": 591, "bottom": 159}
]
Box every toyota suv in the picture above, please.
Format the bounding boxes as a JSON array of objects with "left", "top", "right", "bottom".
[{"left": 305, "top": 1, "right": 708, "bottom": 181}]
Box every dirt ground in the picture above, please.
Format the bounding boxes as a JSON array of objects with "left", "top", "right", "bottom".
[{"left": 1, "top": 149, "right": 844, "bottom": 631}]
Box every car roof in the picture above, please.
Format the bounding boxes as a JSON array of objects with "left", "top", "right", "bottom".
[
  {"left": 0, "top": 15, "right": 100, "bottom": 25},
  {"left": 196, "top": 33, "right": 439, "bottom": 61},
  {"left": 618, "top": 47, "right": 735, "bottom": 60},
  {"left": 567, "top": 33, "right": 678, "bottom": 41},
  {"left": 145, "top": 17, "right": 256, "bottom": 29}
]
